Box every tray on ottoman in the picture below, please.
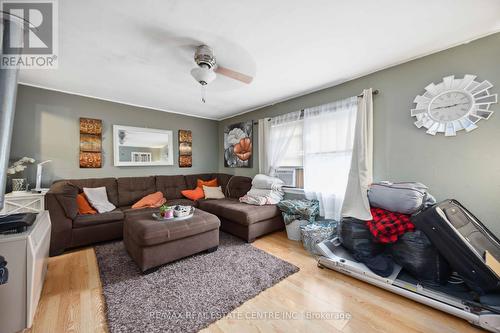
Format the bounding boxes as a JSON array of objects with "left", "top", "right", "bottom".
[
  {"left": 123, "top": 209, "right": 221, "bottom": 272},
  {"left": 152, "top": 206, "right": 195, "bottom": 221}
]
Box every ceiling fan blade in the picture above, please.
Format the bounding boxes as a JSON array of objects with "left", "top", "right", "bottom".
[{"left": 214, "top": 66, "right": 253, "bottom": 84}]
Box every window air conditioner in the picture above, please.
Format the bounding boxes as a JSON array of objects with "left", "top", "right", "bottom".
[{"left": 275, "top": 168, "right": 296, "bottom": 187}]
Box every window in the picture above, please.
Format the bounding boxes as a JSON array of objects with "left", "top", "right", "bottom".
[
  {"left": 262, "top": 96, "right": 359, "bottom": 219},
  {"left": 131, "top": 152, "right": 152, "bottom": 163},
  {"left": 276, "top": 119, "right": 303, "bottom": 168},
  {"left": 270, "top": 118, "right": 304, "bottom": 188},
  {"left": 271, "top": 101, "right": 356, "bottom": 192}
]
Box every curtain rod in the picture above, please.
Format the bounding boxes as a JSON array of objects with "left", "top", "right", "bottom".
[
  {"left": 358, "top": 89, "right": 379, "bottom": 98},
  {"left": 253, "top": 89, "right": 379, "bottom": 124}
]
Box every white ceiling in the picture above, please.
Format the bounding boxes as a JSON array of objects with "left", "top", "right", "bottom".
[{"left": 19, "top": 0, "right": 500, "bottom": 120}]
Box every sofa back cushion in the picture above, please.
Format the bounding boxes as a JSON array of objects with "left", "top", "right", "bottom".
[
  {"left": 185, "top": 173, "right": 249, "bottom": 198},
  {"left": 117, "top": 176, "right": 156, "bottom": 207},
  {"left": 225, "top": 176, "right": 252, "bottom": 199},
  {"left": 69, "top": 178, "right": 119, "bottom": 207},
  {"left": 197, "top": 178, "right": 218, "bottom": 188},
  {"left": 156, "top": 175, "right": 187, "bottom": 199},
  {"left": 184, "top": 173, "right": 216, "bottom": 190},
  {"left": 216, "top": 174, "right": 233, "bottom": 193},
  {"left": 50, "top": 180, "right": 80, "bottom": 219}
]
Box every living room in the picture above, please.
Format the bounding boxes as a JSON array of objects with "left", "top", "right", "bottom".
[{"left": 0, "top": 1, "right": 500, "bottom": 333}]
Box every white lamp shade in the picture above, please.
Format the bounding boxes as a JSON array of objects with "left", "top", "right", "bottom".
[{"left": 190, "top": 67, "right": 216, "bottom": 85}]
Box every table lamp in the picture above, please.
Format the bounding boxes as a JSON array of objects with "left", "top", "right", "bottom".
[{"left": 33, "top": 160, "right": 52, "bottom": 193}]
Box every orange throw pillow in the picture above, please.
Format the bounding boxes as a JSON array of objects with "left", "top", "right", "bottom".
[
  {"left": 181, "top": 187, "right": 205, "bottom": 201},
  {"left": 76, "top": 194, "right": 97, "bottom": 215},
  {"left": 132, "top": 191, "right": 166, "bottom": 209},
  {"left": 197, "top": 178, "right": 218, "bottom": 188}
]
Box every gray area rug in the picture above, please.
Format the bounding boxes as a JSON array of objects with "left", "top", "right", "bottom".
[{"left": 95, "top": 232, "right": 299, "bottom": 333}]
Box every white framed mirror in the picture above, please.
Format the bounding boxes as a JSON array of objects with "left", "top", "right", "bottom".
[{"left": 113, "top": 125, "right": 174, "bottom": 166}]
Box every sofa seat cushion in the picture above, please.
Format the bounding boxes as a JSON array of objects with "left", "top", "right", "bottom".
[
  {"left": 124, "top": 209, "right": 220, "bottom": 246},
  {"left": 120, "top": 206, "right": 159, "bottom": 217},
  {"left": 198, "top": 199, "right": 280, "bottom": 226},
  {"left": 73, "top": 209, "right": 124, "bottom": 228}
]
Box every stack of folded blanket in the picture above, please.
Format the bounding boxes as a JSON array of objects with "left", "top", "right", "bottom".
[{"left": 239, "top": 174, "right": 285, "bottom": 205}]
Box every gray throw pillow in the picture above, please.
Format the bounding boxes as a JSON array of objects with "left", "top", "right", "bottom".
[
  {"left": 203, "top": 185, "right": 225, "bottom": 199},
  {"left": 83, "top": 187, "right": 116, "bottom": 213}
]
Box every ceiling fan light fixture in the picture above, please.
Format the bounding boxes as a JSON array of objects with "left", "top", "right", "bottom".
[
  {"left": 187, "top": 44, "right": 253, "bottom": 103},
  {"left": 190, "top": 66, "right": 216, "bottom": 86}
]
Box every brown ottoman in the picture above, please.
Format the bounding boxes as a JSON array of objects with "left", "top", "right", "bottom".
[{"left": 123, "top": 209, "right": 220, "bottom": 272}]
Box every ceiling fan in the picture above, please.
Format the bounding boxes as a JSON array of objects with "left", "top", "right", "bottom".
[{"left": 190, "top": 45, "right": 253, "bottom": 103}]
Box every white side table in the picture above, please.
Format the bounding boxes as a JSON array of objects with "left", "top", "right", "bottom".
[{"left": 0, "top": 192, "right": 46, "bottom": 215}]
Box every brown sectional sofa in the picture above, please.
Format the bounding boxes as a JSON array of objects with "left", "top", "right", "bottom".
[
  {"left": 46, "top": 173, "right": 284, "bottom": 256},
  {"left": 197, "top": 199, "right": 284, "bottom": 243}
]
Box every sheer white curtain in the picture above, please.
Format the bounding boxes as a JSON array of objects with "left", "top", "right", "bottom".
[
  {"left": 303, "top": 97, "right": 358, "bottom": 220},
  {"left": 342, "top": 89, "right": 374, "bottom": 220},
  {"left": 258, "top": 118, "right": 271, "bottom": 174},
  {"left": 258, "top": 111, "right": 301, "bottom": 176}
]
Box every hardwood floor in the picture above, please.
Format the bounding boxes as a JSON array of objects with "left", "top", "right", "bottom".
[{"left": 27, "top": 231, "right": 481, "bottom": 333}]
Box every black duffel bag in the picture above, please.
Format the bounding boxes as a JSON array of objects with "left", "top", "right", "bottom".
[
  {"left": 391, "top": 230, "right": 450, "bottom": 285},
  {"left": 340, "top": 217, "right": 384, "bottom": 259}
]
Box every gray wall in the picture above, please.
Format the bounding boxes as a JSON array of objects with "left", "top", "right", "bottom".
[
  {"left": 10, "top": 85, "right": 219, "bottom": 187},
  {"left": 218, "top": 32, "right": 500, "bottom": 235}
]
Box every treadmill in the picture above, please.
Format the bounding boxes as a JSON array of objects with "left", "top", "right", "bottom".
[{"left": 316, "top": 238, "right": 500, "bottom": 333}]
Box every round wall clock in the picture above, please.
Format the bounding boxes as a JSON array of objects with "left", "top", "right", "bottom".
[{"left": 411, "top": 75, "right": 497, "bottom": 136}]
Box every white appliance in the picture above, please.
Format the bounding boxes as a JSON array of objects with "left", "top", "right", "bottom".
[
  {"left": 275, "top": 168, "right": 296, "bottom": 187},
  {"left": 0, "top": 212, "right": 51, "bottom": 333}
]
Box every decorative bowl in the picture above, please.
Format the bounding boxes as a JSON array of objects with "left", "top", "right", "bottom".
[{"left": 174, "top": 205, "right": 193, "bottom": 217}]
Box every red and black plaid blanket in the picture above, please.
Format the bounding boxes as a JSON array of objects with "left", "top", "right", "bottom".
[{"left": 366, "top": 207, "right": 414, "bottom": 243}]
